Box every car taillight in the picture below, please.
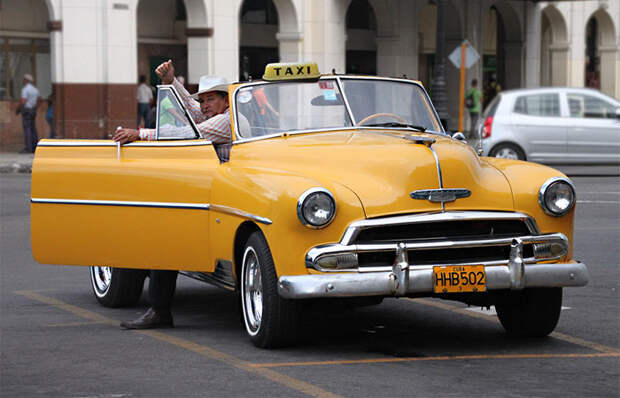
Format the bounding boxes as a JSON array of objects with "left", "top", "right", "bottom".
[{"left": 482, "top": 116, "right": 493, "bottom": 138}]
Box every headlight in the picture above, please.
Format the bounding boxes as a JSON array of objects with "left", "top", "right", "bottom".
[
  {"left": 297, "top": 188, "right": 336, "bottom": 228},
  {"left": 539, "top": 177, "right": 576, "bottom": 216}
]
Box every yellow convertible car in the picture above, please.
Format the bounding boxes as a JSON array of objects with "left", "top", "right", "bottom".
[{"left": 31, "top": 63, "right": 589, "bottom": 348}]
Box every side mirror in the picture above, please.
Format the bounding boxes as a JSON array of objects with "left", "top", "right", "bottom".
[{"left": 451, "top": 132, "right": 467, "bottom": 142}]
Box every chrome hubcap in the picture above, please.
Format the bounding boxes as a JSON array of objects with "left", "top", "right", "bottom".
[
  {"left": 91, "top": 266, "right": 112, "bottom": 296},
  {"left": 495, "top": 147, "right": 519, "bottom": 159},
  {"left": 242, "top": 247, "right": 263, "bottom": 335}
]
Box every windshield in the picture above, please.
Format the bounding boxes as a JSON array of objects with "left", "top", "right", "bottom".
[{"left": 234, "top": 78, "right": 442, "bottom": 138}]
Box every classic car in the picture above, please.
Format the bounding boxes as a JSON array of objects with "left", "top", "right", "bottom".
[{"left": 31, "top": 62, "right": 589, "bottom": 348}]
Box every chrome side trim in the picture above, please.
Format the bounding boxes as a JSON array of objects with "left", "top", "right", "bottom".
[
  {"left": 30, "top": 197, "right": 210, "bottom": 210},
  {"left": 36, "top": 140, "right": 213, "bottom": 147},
  {"left": 306, "top": 233, "right": 569, "bottom": 272},
  {"left": 278, "top": 261, "right": 589, "bottom": 299},
  {"left": 538, "top": 177, "right": 576, "bottom": 217},
  {"left": 340, "top": 211, "right": 538, "bottom": 246},
  {"left": 210, "top": 204, "right": 272, "bottom": 225}
]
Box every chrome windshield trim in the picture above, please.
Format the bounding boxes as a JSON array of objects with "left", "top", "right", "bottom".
[
  {"left": 37, "top": 140, "right": 213, "bottom": 147},
  {"left": 155, "top": 84, "right": 202, "bottom": 139},
  {"left": 210, "top": 204, "right": 272, "bottom": 225},
  {"left": 306, "top": 232, "right": 569, "bottom": 272},
  {"left": 335, "top": 76, "right": 357, "bottom": 125},
  {"left": 31, "top": 197, "right": 210, "bottom": 210},
  {"left": 340, "top": 211, "right": 539, "bottom": 246}
]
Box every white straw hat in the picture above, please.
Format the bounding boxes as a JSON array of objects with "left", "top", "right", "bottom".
[{"left": 190, "top": 75, "right": 229, "bottom": 99}]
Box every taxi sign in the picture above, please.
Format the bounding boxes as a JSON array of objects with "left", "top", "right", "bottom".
[{"left": 263, "top": 62, "right": 320, "bottom": 81}]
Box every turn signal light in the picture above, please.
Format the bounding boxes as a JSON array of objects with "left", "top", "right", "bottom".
[{"left": 482, "top": 116, "right": 493, "bottom": 138}]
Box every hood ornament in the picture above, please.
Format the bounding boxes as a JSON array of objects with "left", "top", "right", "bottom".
[{"left": 410, "top": 188, "right": 471, "bottom": 204}]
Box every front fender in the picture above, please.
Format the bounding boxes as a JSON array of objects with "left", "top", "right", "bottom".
[{"left": 209, "top": 165, "right": 366, "bottom": 277}]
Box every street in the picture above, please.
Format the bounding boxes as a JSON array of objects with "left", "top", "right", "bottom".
[{"left": 1, "top": 173, "right": 619, "bottom": 398}]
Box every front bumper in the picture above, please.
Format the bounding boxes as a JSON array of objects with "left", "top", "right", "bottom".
[{"left": 278, "top": 239, "right": 589, "bottom": 299}]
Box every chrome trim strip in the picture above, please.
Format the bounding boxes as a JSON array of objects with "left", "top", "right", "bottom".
[
  {"left": 31, "top": 197, "right": 210, "bottom": 210},
  {"left": 37, "top": 140, "right": 213, "bottom": 147},
  {"left": 538, "top": 177, "right": 576, "bottom": 217},
  {"left": 426, "top": 144, "right": 444, "bottom": 211},
  {"left": 306, "top": 233, "right": 569, "bottom": 272},
  {"left": 278, "top": 261, "right": 589, "bottom": 299},
  {"left": 210, "top": 204, "right": 272, "bottom": 225},
  {"left": 340, "top": 211, "right": 538, "bottom": 246},
  {"left": 155, "top": 85, "right": 202, "bottom": 139},
  {"left": 296, "top": 187, "right": 336, "bottom": 229},
  {"left": 335, "top": 76, "right": 357, "bottom": 125},
  {"left": 410, "top": 188, "right": 471, "bottom": 203}
]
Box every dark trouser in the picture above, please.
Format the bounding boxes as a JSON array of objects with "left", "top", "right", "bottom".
[
  {"left": 149, "top": 270, "right": 178, "bottom": 313},
  {"left": 469, "top": 112, "right": 479, "bottom": 139},
  {"left": 137, "top": 103, "right": 150, "bottom": 128},
  {"left": 46, "top": 116, "right": 54, "bottom": 138},
  {"left": 22, "top": 108, "right": 38, "bottom": 153}
]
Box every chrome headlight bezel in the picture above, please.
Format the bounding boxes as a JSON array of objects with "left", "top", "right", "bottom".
[
  {"left": 538, "top": 177, "right": 576, "bottom": 217},
  {"left": 297, "top": 188, "right": 336, "bottom": 229}
]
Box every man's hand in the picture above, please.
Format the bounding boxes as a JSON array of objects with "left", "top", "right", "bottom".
[
  {"left": 155, "top": 60, "right": 175, "bottom": 85},
  {"left": 113, "top": 128, "right": 140, "bottom": 144}
]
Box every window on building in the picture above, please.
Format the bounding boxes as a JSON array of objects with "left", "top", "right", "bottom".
[
  {"left": 0, "top": 37, "right": 51, "bottom": 100},
  {"left": 513, "top": 93, "right": 560, "bottom": 117},
  {"left": 240, "top": 0, "right": 278, "bottom": 25},
  {"left": 346, "top": 0, "right": 376, "bottom": 30}
]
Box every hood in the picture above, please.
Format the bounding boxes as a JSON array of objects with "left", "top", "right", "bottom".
[{"left": 233, "top": 130, "right": 514, "bottom": 218}]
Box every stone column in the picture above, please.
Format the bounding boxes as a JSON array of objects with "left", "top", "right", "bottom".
[
  {"left": 549, "top": 44, "right": 570, "bottom": 87},
  {"left": 277, "top": 31, "right": 303, "bottom": 63},
  {"left": 431, "top": 0, "right": 449, "bottom": 130},
  {"left": 599, "top": 46, "right": 618, "bottom": 98},
  {"left": 523, "top": 2, "right": 541, "bottom": 88},
  {"left": 186, "top": 31, "right": 211, "bottom": 85}
]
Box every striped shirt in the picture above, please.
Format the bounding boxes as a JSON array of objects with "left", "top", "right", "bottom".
[{"left": 139, "top": 78, "right": 232, "bottom": 162}]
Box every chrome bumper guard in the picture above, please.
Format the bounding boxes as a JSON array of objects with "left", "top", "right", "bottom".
[{"left": 278, "top": 238, "right": 589, "bottom": 299}]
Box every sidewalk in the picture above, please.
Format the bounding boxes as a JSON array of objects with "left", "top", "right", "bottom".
[{"left": 0, "top": 152, "right": 34, "bottom": 173}]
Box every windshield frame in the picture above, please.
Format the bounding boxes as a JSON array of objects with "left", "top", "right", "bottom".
[{"left": 231, "top": 75, "right": 445, "bottom": 143}]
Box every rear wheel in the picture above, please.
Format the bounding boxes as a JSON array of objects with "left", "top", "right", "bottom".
[
  {"left": 495, "top": 288, "right": 562, "bottom": 337},
  {"left": 490, "top": 143, "right": 525, "bottom": 160},
  {"left": 241, "top": 231, "right": 300, "bottom": 348},
  {"left": 90, "top": 266, "right": 147, "bottom": 308}
]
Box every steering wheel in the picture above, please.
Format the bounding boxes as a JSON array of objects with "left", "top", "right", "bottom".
[{"left": 358, "top": 112, "right": 407, "bottom": 126}]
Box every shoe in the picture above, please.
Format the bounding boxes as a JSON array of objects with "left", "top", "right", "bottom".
[{"left": 120, "top": 307, "right": 174, "bottom": 330}]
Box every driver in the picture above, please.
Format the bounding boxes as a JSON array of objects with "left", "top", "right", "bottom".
[{"left": 113, "top": 60, "right": 232, "bottom": 162}]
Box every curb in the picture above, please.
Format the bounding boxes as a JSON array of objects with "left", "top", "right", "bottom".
[{"left": 0, "top": 163, "right": 32, "bottom": 174}]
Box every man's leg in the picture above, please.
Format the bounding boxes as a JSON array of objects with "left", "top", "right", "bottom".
[
  {"left": 120, "top": 270, "right": 177, "bottom": 329},
  {"left": 31, "top": 111, "right": 39, "bottom": 152}
]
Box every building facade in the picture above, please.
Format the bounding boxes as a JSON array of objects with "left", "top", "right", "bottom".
[{"left": 1, "top": 0, "right": 618, "bottom": 150}]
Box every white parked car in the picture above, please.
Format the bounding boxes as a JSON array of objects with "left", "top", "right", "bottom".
[{"left": 479, "top": 87, "right": 620, "bottom": 164}]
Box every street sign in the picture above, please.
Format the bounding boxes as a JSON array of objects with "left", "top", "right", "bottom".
[{"left": 449, "top": 40, "right": 480, "bottom": 69}]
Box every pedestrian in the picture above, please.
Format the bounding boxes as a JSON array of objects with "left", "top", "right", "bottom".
[
  {"left": 484, "top": 73, "right": 501, "bottom": 108},
  {"left": 46, "top": 94, "right": 54, "bottom": 138},
  {"left": 17, "top": 74, "right": 41, "bottom": 153},
  {"left": 137, "top": 75, "right": 153, "bottom": 128},
  {"left": 465, "top": 79, "right": 482, "bottom": 139}
]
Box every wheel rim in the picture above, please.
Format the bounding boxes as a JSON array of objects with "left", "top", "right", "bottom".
[
  {"left": 90, "top": 266, "right": 112, "bottom": 297},
  {"left": 495, "top": 147, "right": 520, "bottom": 159},
  {"left": 242, "top": 246, "right": 263, "bottom": 335}
]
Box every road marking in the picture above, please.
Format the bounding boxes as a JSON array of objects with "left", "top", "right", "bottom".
[
  {"left": 464, "top": 306, "right": 571, "bottom": 316},
  {"left": 577, "top": 200, "right": 620, "bottom": 204},
  {"left": 410, "top": 298, "right": 620, "bottom": 354},
  {"left": 46, "top": 321, "right": 107, "bottom": 327},
  {"left": 251, "top": 352, "right": 620, "bottom": 368},
  {"left": 14, "top": 290, "right": 343, "bottom": 398}
]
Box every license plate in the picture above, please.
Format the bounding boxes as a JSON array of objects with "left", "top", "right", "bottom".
[{"left": 432, "top": 265, "right": 486, "bottom": 293}]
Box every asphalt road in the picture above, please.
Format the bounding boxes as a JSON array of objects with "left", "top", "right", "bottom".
[{"left": 1, "top": 174, "right": 619, "bottom": 398}]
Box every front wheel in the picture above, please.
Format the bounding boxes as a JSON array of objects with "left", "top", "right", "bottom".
[
  {"left": 90, "top": 266, "right": 147, "bottom": 308},
  {"left": 495, "top": 288, "right": 562, "bottom": 337},
  {"left": 241, "top": 231, "right": 300, "bottom": 348}
]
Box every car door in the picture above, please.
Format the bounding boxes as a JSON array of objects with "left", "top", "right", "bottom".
[
  {"left": 565, "top": 91, "right": 620, "bottom": 164},
  {"left": 510, "top": 92, "right": 567, "bottom": 163},
  {"left": 31, "top": 86, "right": 221, "bottom": 272}
]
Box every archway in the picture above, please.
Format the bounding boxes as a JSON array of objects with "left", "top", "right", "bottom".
[
  {"left": 483, "top": 1, "right": 523, "bottom": 105},
  {"left": 137, "top": 0, "right": 188, "bottom": 88},
  {"left": 585, "top": 9, "right": 617, "bottom": 96},
  {"left": 239, "top": 0, "right": 280, "bottom": 81},
  {"left": 540, "top": 5, "right": 568, "bottom": 87},
  {"left": 0, "top": 0, "right": 53, "bottom": 150},
  {"left": 345, "top": 0, "right": 377, "bottom": 75}
]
